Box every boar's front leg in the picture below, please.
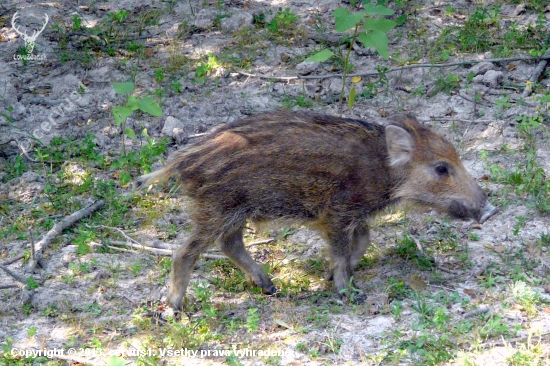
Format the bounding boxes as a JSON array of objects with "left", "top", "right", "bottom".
[
  {"left": 326, "top": 224, "right": 370, "bottom": 277},
  {"left": 220, "top": 229, "right": 277, "bottom": 295},
  {"left": 322, "top": 219, "right": 363, "bottom": 301}
]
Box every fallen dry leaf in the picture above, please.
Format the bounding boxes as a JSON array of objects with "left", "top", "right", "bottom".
[{"left": 409, "top": 275, "right": 427, "bottom": 292}]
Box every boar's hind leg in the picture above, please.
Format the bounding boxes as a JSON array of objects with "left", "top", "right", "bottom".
[
  {"left": 167, "top": 227, "right": 213, "bottom": 310},
  {"left": 220, "top": 229, "right": 277, "bottom": 295}
]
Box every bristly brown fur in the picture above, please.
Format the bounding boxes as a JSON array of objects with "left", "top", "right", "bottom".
[{"left": 136, "top": 111, "right": 493, "bottom": 309}]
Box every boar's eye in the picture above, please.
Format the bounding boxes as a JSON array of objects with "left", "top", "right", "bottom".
[{"left": 435, "top": 164, "right": 449, "bottom": 176}]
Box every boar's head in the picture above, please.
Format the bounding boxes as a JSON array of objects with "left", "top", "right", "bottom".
[{"left": 386, "top": 114, "right": 498, "bottom": 224}]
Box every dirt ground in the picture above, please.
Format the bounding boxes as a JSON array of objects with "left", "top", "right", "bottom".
[{"left": 1, "top": 0, "right": 550, "bottom": 365}]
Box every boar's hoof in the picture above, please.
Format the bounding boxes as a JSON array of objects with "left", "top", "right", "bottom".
[
  {"left": 336, "top": 288, "right": 366, "bottom": 305},
  {"left": 262, "top": 284, "right": 278, "bottom": 295},
  {"left": 166, "top": 292, "right": 186, "bottom": 311},
  {"left": 351, "top": 291, "right": 366, "bottom": 304}
]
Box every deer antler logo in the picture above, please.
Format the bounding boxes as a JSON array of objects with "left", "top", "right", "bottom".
[{"left": 11, "top": 12, "right": 49, "bottom": 55}]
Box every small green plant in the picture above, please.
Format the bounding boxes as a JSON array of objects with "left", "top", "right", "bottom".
[
  {"left": 432, "top": 307, "right": 450, "bottom": 331},
  {"left": 432, "top": 73, "right": 461, "bottom": 95},
  {"left": 305, "top": 2, "right": 396, "bottom": 105},
  {"left": 26, "top": 277, "right": 39, "bottom": 290},
  {"left": 88, "top": 337, "right": 104, "bottom": 348},
  {"left": 282, "top": 93, "right": 314, "bottom": 109},
  {"left": 42, "top": 303, "right": 59, "bottom": 317},
  {"left": 395, "top": 330, "right": 454, "bottom": 364},
  {"left": 72, "top": 15, "right": 82, "bottom": 30},
  {"left": 390, "top": 301, "right": 403, "bottom": 320},
  {"left": 509, "top": 281, "right": 539, "bottom": 315},
  {"left": 386, "top": 278, "right": 411, "bottom": 300},
  {"left": 69, "top": 261, "right": 92, "bottom": 275},
  {"left": 479, "top": 271, "right": 505, "bottom": 289},
  {"left": 296, "top": 343, "right": 308, "bottom": 353},
  {"left": 129, "top": 260, "right": 142, "bottom": 276},
  {"left": 1, "top": 336, "right": 36, "bottom": 364},
  {"left": 112, "top": 82, "right": 163, "bottom": 184},
  {"left": 226, "top": 354, "right": 244, "bottom": 366},
  {"left": 109, "top": 10, "right": 129, "bottom": 23},
  {"left": 496, "top": 94, "right": 512, "bottom": 109},
  {"left": 154, "top": 68, "right": 165, "bottom": 83},
  {"left": 480, "top": 315, "right": 509, "bottom": 338},
  {"left": 324, "top": 335, "right": 343, "bottom": 355},
  {"left": 395, "top": 234, "right": 433, "bottom": 270},
  {"left": 411, "top": 293, "right": 435, "bottom": 326},
  {"left": 4, "top": 155, "right": 29, "bottom": 181},
  {"left": 1, "top": 105, "right": 14, "bottom": 124},
  {"left": 245, "top": 307, "right": 260, "bottom": 332},
  {"left": 84, "top": 302, "right": 102, "bottom": 316},
  {"left": 512, "top": 216, "right": 526, "bottom": 236},
  {"left": 62, "top": 274, "right": 75, "bottom": 285},
  {"left": 22, "top": 303, "right": 33, "bottom": 316},
  {"left": 171, "top": 80, "right": 183, "bottom": 93},
  {"left": 193, "top": 54, "right": 222, "bottom": 85},
  {"left": 27, "top": 326, "right": 37, "bottom": 338},
  {"left": 73, "top": 228, "right": 96, "bottom": 255},
  {"left": 267, "top": 7, "right": 298, "bottom": 34}
]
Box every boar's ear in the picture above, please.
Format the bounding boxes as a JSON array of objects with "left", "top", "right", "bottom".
[{"left": 385, "top": 125, "right": 414, "bottom": 167}]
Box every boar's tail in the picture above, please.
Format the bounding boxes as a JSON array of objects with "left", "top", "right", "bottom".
[{"left": 134, "top": 161, "right": 180, "bottom": 190}]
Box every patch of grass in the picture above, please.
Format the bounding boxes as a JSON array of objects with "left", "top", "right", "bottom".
[
  {"left": 431, "top": 72, "right": 461, "bottom": 96},
  {"left": 245, "top": 307, "right": 260, "bottom": 332},
  {"left": 266, "top": 7, "right": 299, "bottom": 37},
  {"left": 35, "top": 133, "right": 105, "bottom": 167},
  {"left": 193, "top": 53, "right": 223, "bottom": 85},
  {"left": 1, "top": 336, "right": 37, "bottom": 365},
  {"left": 204, "top": 257, "right": 249, "bottom": 293},
  {"left": 487, "top": 113, "right": 550, "bottom": 213},
  {"left": 507, "top": 341, "right": 545, "bottom": 366},
  {"left": 394, "top": 233, "right": 434, "bottom": 270},
  {"left": 385, "top": 329, "right": 454, "bottom": 365},
  {"left": 428, "top": 6, "right": 550, "bottom": 59},
  {"left": 386, "top": 277, "right": 412, "bottom": 300},
  {"left": 282, "top": 93, "right": 314, "bottom": 109},
  {"left": 509, "top": 280, "right": 540, "bottom": 315},
  {"left": 479, "top": 314, "right": 509, "bottom": 339}
]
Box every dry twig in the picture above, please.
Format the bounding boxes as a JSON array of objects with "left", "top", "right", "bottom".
[
  {"left": 103, "top": 240, "right": 172, "bottom": 255},
  {"left": 245, "top": 238, "right": 275, "bottom": 247},
  {"left": 26, "top": 200, "right": 105, "bottom": 273},
  {"left": 238, "top": 55, "right": 550, "bottom": 81},
  {"left": 29, "top": 229, "right": 35, "bottom": 262},
  {"left": 422, "top": 117, "right": 492, "bottom": 124},
  {"left": 2, "top": 254, "right": 25, "bottom": 266},
  {"left": 90, "top": 242, "right": 137, "bottom": 254},
  {"left": 0, "top": 263, "right": 29, "bottom": 285},
  {"left": 15, "top": 139, "right": 38, "bottom": 163},
  {"left": 410, "top": 235, "right": 424, "bottom": 254},
  {"left": 0, "top": 284, "right": 20, "bottom": 289},
  {"left": 463, "top": 306, "right": 490, "bottom": 318}
]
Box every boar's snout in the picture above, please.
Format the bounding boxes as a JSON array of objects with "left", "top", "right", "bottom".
[
  {"left": 449, "top": 198, "right": 498, "bottom": 224},
  {"left": 478, "top": 201, "right": 498, "bottom": 224}
]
